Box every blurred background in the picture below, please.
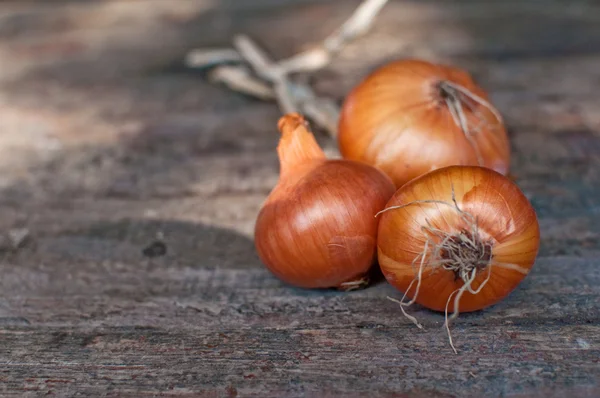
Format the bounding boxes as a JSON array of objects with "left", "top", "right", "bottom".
[{"left": 1, "top": 0, "right": 599, "bottom": 396}]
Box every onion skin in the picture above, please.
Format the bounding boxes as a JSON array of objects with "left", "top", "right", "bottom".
[
  {"left": 255, "top": 113, "right": 396, "bottom": 289},
  {"left": 338, "top": 59, "right": 511, "bottom": 188},
  {"left": 377, "top": 165, "right": 540, "bottom": 312}
]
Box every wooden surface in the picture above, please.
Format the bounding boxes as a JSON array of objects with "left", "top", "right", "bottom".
[{"left": 1, "top": 0, "right": 600, "bottom": 396}]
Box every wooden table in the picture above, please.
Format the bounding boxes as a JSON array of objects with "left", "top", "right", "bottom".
[{"left": 1, "top": 1, "right": 599, "bottom": 396}]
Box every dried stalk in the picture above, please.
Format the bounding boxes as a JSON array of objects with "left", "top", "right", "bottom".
[
  {"left": 323, "top": 0, "right": 389, "bottom": 53},
  {"left": 287, "top": 82, "right": 341, "bottom": 137},
  {"left": 438, "top": 80, "right": 505, "bottom": 167},
  {"left": 278, "top": 0, "right": 390, "bottom": 74},
  {"left": 233, "top": 34, "right": 341, "bottom": 134},
  {"left": 233, "top": 35, "right": 283, "bottom": 82},
  {"left": 208, "top": 65, "right": 275, "bottom": 100},
  {"left": 184, "top": 0, "right": 390, "bottom": 137},
  {"left": 184, "top": 48, "right": 243, "bottom": 69},
  {"left": 233, "top": 34, "right": 297, "bottom": 114}
]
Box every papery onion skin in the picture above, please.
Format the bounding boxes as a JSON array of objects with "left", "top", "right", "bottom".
[
  {"left": 338, "top": 59, "right": 511, "bottom": 188},
  {"left": 377, "top": 165, "right": 540, "bottom": 312},
  {"left": 255, "top": 113, "right": 396, "bottom": 289}
]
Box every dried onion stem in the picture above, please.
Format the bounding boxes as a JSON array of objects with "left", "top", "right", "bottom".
[
  {"left": 438, "top": 81, "right": 505, "bottom": 167},
  {"left": 184, "top": 0, "right": 391, "bottom": 137}
]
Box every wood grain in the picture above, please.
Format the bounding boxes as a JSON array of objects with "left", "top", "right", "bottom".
[{"left": 0, "top": 0, "right": 599, "bottom": 396}]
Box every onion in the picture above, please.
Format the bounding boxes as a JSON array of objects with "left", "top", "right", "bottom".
[
  {"left": 376, "top": 165, "right": 540, "bottom": 352},
  {"left": 254, "top": 113, "right": 396, "bottom": 290},
  {"left": 338, "top": 59, "right": 511, "bottom": 188}
]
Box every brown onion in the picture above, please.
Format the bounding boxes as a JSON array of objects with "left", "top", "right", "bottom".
[
  {"left": 338, "top": 59, "right": 511, "bottom": 188},
  {"left": 254, "top": 113, "right": 396, "bottom": 290},
  {"left": 376, "top": 165, "right": 540, "bottom": 352}
]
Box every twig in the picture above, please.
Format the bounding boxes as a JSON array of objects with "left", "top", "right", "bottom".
[
  {"left": 324, "top": 0, "right": 389, "bottom": 53},
  {"left": 233, "top": 34, "right": 341, "bottom": 124},
  {"left": 184, "top": 0, "right": 391, "bottom": 136},
  {"left": 184, "top": 48, "right": 243, "bottom": 69},
  {"left": 278, "top": 0, "right": 391, "bottom": 74},
  {"left": 273, "top": 80, "right": 297, "bottom": 114},
  {"left": 233, "top": 35, "right": 282, "bottom": 82},
  {"left": 208, "top": 65, "right": 275, "bottom": 100},
  {"left": 234, "top": 34, "right": 297, "bottom": 113},
  {"left": 277, "top": 48, "right": 331, "bottom": 76},
  {"left": 288, "top": 82, "right": 341, "bottom": 137},
  {"left": 300, "top": 97, "right": 340, "bottom": 137},
  {"left": 207, "top": 62, "right": 340, "bottom": 135}
]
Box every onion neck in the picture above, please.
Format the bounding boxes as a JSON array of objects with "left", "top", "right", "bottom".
[
  {"left": 277, "top": 113, "right": 326, "bottom": 180},
  {"left": 434, "top": 80, "right": 458, "bottom": 106}
]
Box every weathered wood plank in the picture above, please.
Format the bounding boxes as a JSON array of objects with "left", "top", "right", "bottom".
[
  {"left": 1, "top": 220, "right": 599, "bottom": 396},
  {"left": 1, "top": 323, "right": 599, "bottom": 397}
]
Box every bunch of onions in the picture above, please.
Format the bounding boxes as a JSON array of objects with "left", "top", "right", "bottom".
[
  {"left": 338, "top": 59, "right": 511, "bottom": 188},
  {"left": 376, "top": 165, "right": 540, "bottom": 352},
  {"left": 252, "top": 58, "right": 540, "bottom": 353},
  {"left": 254, "top": 113, "right": 396, "bottom": 290}
]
